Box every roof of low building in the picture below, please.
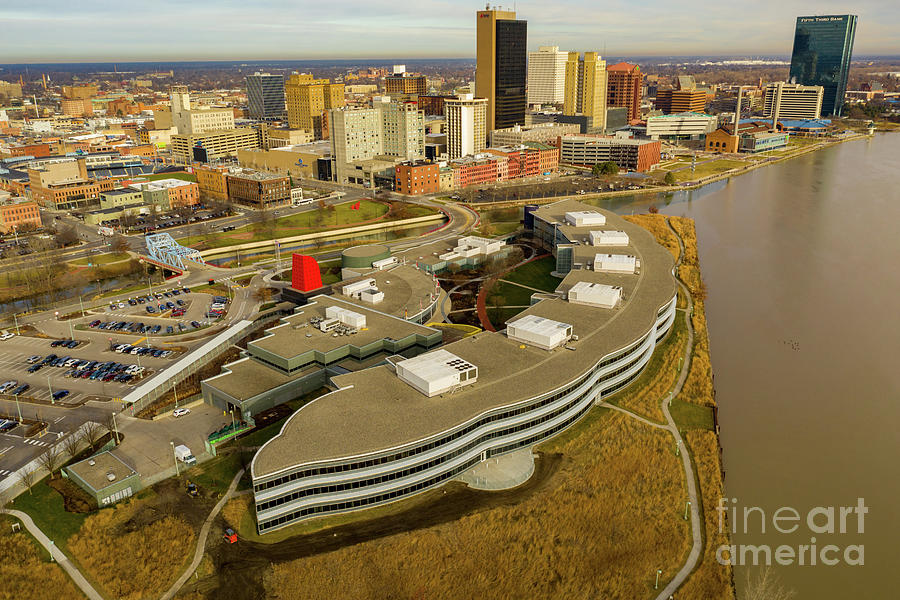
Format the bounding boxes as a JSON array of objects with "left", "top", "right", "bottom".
[{"left": 66, "top": 451, "right": 138, "bottom": 492}]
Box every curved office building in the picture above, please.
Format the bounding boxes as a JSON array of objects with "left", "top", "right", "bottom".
[{"left": 251, "top": 201, "right": 677, "bottom": 534}]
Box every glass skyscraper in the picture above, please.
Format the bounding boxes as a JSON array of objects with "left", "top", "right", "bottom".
[
  {"left": 476, "top": 8, "right": 527, "bottom": 133},
  {"left": 789, "top": 15, "right": 857, "bottom": 117}
]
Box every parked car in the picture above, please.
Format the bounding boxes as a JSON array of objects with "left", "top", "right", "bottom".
[
  {"left": 191, "top": 321, "right": 201, "bottom": 328},
  {"left": 172, "top": 408, "right": 191, "bottom": 418},
  {"left": 0, "top": 332, "right": 15, "bottom": 341},
  {"left": 146, "top": 306, "right": 156, "bottom": 314},
  {"left": 52, "top": 390, "right": 70, "bottom": 401},
  {"left": 166, "top": 326, "right": 174, "bottom": 334},
  {"left": 26, "top": 355, "right": 41, "bottom": 364},
  {"left": 89, "top": 319, "right": 101, "bottom": 327},
  {"left": 11, "top": 384, "right": 29, "bottom": 395}
]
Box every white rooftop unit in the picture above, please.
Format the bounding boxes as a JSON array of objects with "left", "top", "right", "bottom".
[
  {"left": 455, "top": 235, "right": 504, "bottom": 256},
  {"left": 359, "top": 289, "right": 384, "bottom": 304},
  {"left": 565, "top": 210, "right": 606, "bottom": 227},
  {"left": 395, "top": 349, "right": 478, "bottom": 397},
  {"left": 325, "top": 305, "right": 367, "bottom": 329},
  {"left": 506, "top": 314, "right": 572, "bottom": 350},
  {"left": 372, "top": 256, "right": 399, "bottom": 270},
  {"left": 589, "top": 230, "right": 629, "bottom": 246},
  {"left": 593, "top": 253, "right": 637, "bottom": 274},
  {"left": 568, "top": 281, "right": 622, "bottom": 309},
  {"left": 342, "top": 278, "right": 377, "bottom": 298}
]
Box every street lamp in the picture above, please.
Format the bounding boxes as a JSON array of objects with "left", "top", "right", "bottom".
[
  {"left": 655, "top": 569, "right": 662, "bottom": 590},
  {"left": 684, "top": 500, "right": 692, "bottom": 521},
  {"left": 171, "top": 441, "right": 180, "bottom": 477},
  {"left": 47, "top": 375, "right": 54, "bottom": 405},
  {"left": 14, "top": 393, "right": 23, "bottom": 423},
  {"left": 111, "top": 411, "right": 120, "bottom": 444},
  {"left": 12, "top": 312, "right": 19, "bottom": 336}
]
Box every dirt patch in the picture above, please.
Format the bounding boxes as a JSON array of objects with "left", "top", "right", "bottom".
[
  {"left": 182, "top": 452, "right": 563, "bottom": 600},
  {"left": 249, "top": 404, "right": 293, "bottom": 430},
  {"left": 47, "top": 477, "right": 96, "bottom": 513}
]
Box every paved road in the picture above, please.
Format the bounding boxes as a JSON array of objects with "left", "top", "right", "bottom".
[
  {"left": 1, "top": 508, "right": 105, "bottom": 600},
  {"left": 160, "top": 468, "right": 245, "bottom": 600}
]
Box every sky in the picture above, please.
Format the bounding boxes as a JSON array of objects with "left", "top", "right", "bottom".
[{"left": 2, "top": 0, "right": 898, "bottom": 62}]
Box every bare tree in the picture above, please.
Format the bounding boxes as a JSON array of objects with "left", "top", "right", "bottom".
[
  {"left": 82, "top": 421, "right": 103, "bottom": 450},
  {"left": 742, "top": 566, "right": 796, "bottom": 600},
  {"left": 18, "top": 465, "right": 37, "bottom": 496},
  {"left": 103, "top": 413, "right": 119, "bottom": 445},
  {"left": 37, "top": 447, "right": 63, "bottom": 480},
  {"left": 111, "top": 235, "right": 130, "bottom": 254},
  {"left": 62, "top": 428, "right": 82, "bottom": 459}
]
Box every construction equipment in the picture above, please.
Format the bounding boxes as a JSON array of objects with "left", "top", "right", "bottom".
[
  {"left": 223, "top": 528, "right": 238, "bottom": 544},
  {"left": 186, "top": 481, "right": 199, "bottom": 498}
]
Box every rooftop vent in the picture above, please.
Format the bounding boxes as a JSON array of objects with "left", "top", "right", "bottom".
[
  {"left": 395, "top": 349, "right": 478, "bottom": 397},
  {"left": 506, "top": 314, "right": 573, "bottom": 350},
  {"left": 106, "top": 472, "right": 116, "bottom": 482}
]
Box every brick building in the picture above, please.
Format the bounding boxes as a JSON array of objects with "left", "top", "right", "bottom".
[
  {"left": 224, "top": 169, "right": 291, "bottom": 209},
  {"left": 606, "top": 62, "right": 642, "bottom": 122},
  {"left": 395, "top": 161, "right": 440, "bottom": 195},
  {"left": 0, "top": 197, "right": 42, "bottom": 233},
  {"left": 655, "top": 89, "right": 707, "bottom": 114}
]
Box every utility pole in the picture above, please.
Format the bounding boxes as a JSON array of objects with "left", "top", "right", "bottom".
[
  {"left": 171, "top": 441, "right": 180, "bottom": 477},
  {"left": 47, "top": 375, "right": 54, "bottom": 405}
]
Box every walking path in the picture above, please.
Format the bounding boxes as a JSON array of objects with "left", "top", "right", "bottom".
[
  {"left": 475, "top": 252, "right": 549, "bottom": 331},
  {"left": 1, "top": 508, "right": 105, "bottom": 600},
  {"left": 159, "top": 468, "right": 245, "bottom": 600}
]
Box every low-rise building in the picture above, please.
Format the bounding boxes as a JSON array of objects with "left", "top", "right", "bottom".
[
  {"left": 739, "top": 131, "right": 789, "bottom": 153},
  {"left": 225, "top": 168, "right": 291, "bottom": 209},
  {"left": 655, "top": 89, "right": 707, "bottom": 114},
  {"left": 395, "top": 160, "right": 440, "bottom": 195},
  {"left": 238, "top": 141, "right": 333, "bottom": 181},
  {"left": 489, "top": 122, "right": 580, "bottom": 147},
  {"left": 129, "top": 178, "right": 199, "bottom": 209},
  {"left": 63, "top": 451, "right": 141, "bottom": 507},
  {"left": 0, "top": 197, "right": 42, "bottom": 233},
  {"left": 645, "top": 112, "right": 718, "bottom": 141},
  {"left": 28, "top": 159, "right": 116, "bottom": 210},
  {"left": 195, "top": 165, "right": 230, "bottom": 201},
  {"left": 559, "top": 135, "right": 661, "bottom": 172},
  {"left": 171, "top": 127, "right": 264, "bottom": 163},
  {"left": 99, "top": 188, "right": 143, "bottom": 210}
]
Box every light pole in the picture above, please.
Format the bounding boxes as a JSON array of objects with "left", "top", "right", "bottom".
[
  {"left": 13, "top": 312, "right": 19, "bottom": 335},
  {"left": 14, "top": 393, "right": 23, "bottom": 423},
  {"left": 172, "top": 381, "right": 178, "bottom": 408},
  {"left": 171, "top": 441, "right": 180, "bottom": 477},
  {"left": 655, "top": 569, "right": 662, "bottom": 590},
  {"left": 68, "top": 319, "right": 74, "bottom": 340},
  {"left": 47, "top": 375, "right": 54, "bottom": 405},
  {"left": 684, "top": 500, "right": 692, "bottom": 521},
  {"left": 111, "top": 411, "right": 120, "bottom": 444},
  {"left": 675, "top": 440, "right": 681, "bottom": 456},
  {"left": 79, "top": 295, "right": 85, "bottom": 318}
]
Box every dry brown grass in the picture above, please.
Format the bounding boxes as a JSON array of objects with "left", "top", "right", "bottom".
[
  {"left": 681, "top": 430, "right": 735, "bottom": 600},
  {"left": 68, "top": 501, "right": 195, "bottom": 600},
  {"left": 264, "top": 410, "right": 689, "bottom": 600},
  {"left": 222, "top": 495, "right": 250, "bottom": 531},
  {"left": 624, "top": 214, "right": 680, "bottom": 261},
  {"left": 0, "top": 516, "right": 81, "bottom": 600}
]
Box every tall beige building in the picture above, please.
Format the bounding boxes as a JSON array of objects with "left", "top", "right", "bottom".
[
  {"left": 445, "top": 94, "right": 487, "bottom": 159},
  {"left": 763, "top": 82, "right": 824, "bottom": 120},
  {"left": 169, "top": 85, "right": 234, "bottom": 135},
  {"left": 527, "top": 46, "right": 568, "bottom": 106},
  {"left": 285, "top": 74, "right": 345, "bottom": 139},
  {"left": 328, "top": 100, "right": 425, "bottom": 184},
  {"left": 564, "top": 52, "right": 608, "bottom": 132}
]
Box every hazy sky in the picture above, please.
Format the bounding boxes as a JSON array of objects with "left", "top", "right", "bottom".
[{"left": 3, "top": 0, "right": 898, "bottom": 62}]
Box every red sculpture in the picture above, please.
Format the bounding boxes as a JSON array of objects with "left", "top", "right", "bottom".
[{"left": 291, "top": 254, "right": 323, "bottom": 292}]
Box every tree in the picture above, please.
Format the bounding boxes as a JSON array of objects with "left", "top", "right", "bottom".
[
  {"left": 82, "top": 421, "right": 103, "bottom": 450},
  {"left": 37, "top": 447, "right": 63, "bottom": 480},
  {"left": 648, "top": 205, "right": 660, "bottom": 214},
  {"left": 111, "top": 235, "right": 130, "bottom": 254},
  {"left": 741, "top": 566, "right": 795, "bottom": 600},
  {"left": 592, "top": 161, "right": 619, "bottom": 177},
  {"left": 664, "top": 171, "right": 676, "bottom": 185},
  {"left": 62, "top": 428, "right": 82, "bottom": 459},
  {"left": 488, "top": 292, "right": 506, "bottom": 325},
  {"left": 53, "top": 225, "right": 78, "bottom": 248},
  {"left": 253, "top": 286, "right": 274, "bottom": 303},
  {"left": 18, "top": 465, "right": 36, "bottom": 496}
]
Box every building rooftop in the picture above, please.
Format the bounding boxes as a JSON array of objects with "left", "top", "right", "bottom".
[
  {"left": 252, "top": 201, "right": 676, "bottom": 479},
  {"left": 338, "top": 264, "right": 439, "bottom": 319},
  {"left": 66, "top": 451, "right": 138, "bottom": 492}
]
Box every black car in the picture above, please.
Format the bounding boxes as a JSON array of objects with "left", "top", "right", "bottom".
[
  {"left": 191, "top": 321, "right": 201, "bottom": 328},
  {"left": 52, "top": 390, "right": 70, "bottom": 401},
  {"left": 166, "top": 325, "right": 174, "bottom": 334},
  {"left": 27, "top": 364, "right": 42, "bottom": 373},
  {"left": 66, "top": 340, "right": 79, "bottom": 348},
  {"left": 11, "top": 384, "right": 29, "bottom": 395}
]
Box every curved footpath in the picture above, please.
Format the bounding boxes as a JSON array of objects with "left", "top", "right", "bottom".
[
  {"left": 160, "top": 467, "right": 245, "bottom": 600},
  {"left": 596, "top": 217, "right": 703, "bottom": 598},
  {"left": 0, "top": 508, "right": 104, "bottom": 600}
]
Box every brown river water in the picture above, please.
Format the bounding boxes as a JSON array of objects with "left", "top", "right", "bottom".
[{"left": 591, "top": 133, "right": 899, "bottom": 598}]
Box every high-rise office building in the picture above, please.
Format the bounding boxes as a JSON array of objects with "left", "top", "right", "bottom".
[
  {"left": 563, "top": 52, "right": 608, "bottom": 133},
  {"left": 445, "top": 94, "right": 488, "bottom": 159},
  {"left": 527, "top": 46, "right": 567, "bottom": 106},
  {"left": 606, "top": 62, "right": 642, "bottom": 122},
  {"left": 763, "top": 82, "right": 824, "bottom": 120},
  {"left": 476, "top": 8, "right": 527, "bottom": 133},
  {"left": 169, "top": 86, "right": 234, "bottom": 135},
  {"left": 655, "top": 89, "right": 707, "bottom": 114},
  {"left": 789, "top": 15, "right": 857, "bottom": 116},
  {"left": 246, "top": 73, "right": 286, "bottom": 120},
  {"left": 285, "top": 73, "right": 345, "bottom": 139}
]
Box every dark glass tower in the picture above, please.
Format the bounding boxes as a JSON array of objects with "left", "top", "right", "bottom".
[
  {"left": 246, "top": 73, "right": 287, "bottom": 121},
  {"left": 789, "top": 15, "right": 857, "bottom": 117},
  {"left": 493, "top": 19, "right": 527, "bottom": 129}
]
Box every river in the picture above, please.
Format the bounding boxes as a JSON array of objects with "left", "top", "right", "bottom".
[{"left": 583, "top": 134, "right": 898, "bottom": 597}]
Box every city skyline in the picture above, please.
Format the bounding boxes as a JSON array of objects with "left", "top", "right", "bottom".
[{"left": 2, "top": 1, "right": 897, "bottom": 62}]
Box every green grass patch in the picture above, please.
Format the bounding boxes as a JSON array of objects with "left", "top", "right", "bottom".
[
  {"left": 139, "top": 172, "right": 197, "bottom": 182},
  {"left": 488, "top": 306, "right": 528, "bottom": 328},
  {"left": 670, "top": 399, "right": 715, "bottom": 431},
  {"left": 68, "top": 252, "right": 130, "bottom": 266},
  {"left": 10, "top": 478, "right": 90, "bottom": 550},
  {"left": 674, "top": 159, "right": 748, "bottom": 182},
  {"left": 187, "top": 452, "right": 248, "bottom": 497},
  {"left": 492, "top": 281, "right": 537, "bottom": 306},
  {"left": 502, "top": 255, "right": 559, "bottom": 292}
]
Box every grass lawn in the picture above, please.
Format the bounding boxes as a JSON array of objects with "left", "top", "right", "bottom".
[
  {"left": 140, "top": 172, "right": 197, "bottom": 182},
  {"left": 492, "top": 280, "right": 536, "bottom": 306},
  {"left": 670, "top": 398, "right": 715, "bottom": 431},
  {"left": 501, "top": 255, "right": 559, "bottom": 292},
  {"left": 68, "top": 252, "right": 130, "bottom": 266},
  {"left": 188, "top": 452, "right": 250, "bottom": 496},
  {"left": 479, "top": 221, "right": 520, "bottom": 237},
  {"left": 10, "top": 477, "right": 89, "bottom": 550},
  {"left": 487, "top": 306, "right": 528, "bottom": 328},
  {"left": 178, "top": 200, "right": 395, "bottom": 250},
  {"left": 673, "top": 159, "right": 748, "bottom": 182}
]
